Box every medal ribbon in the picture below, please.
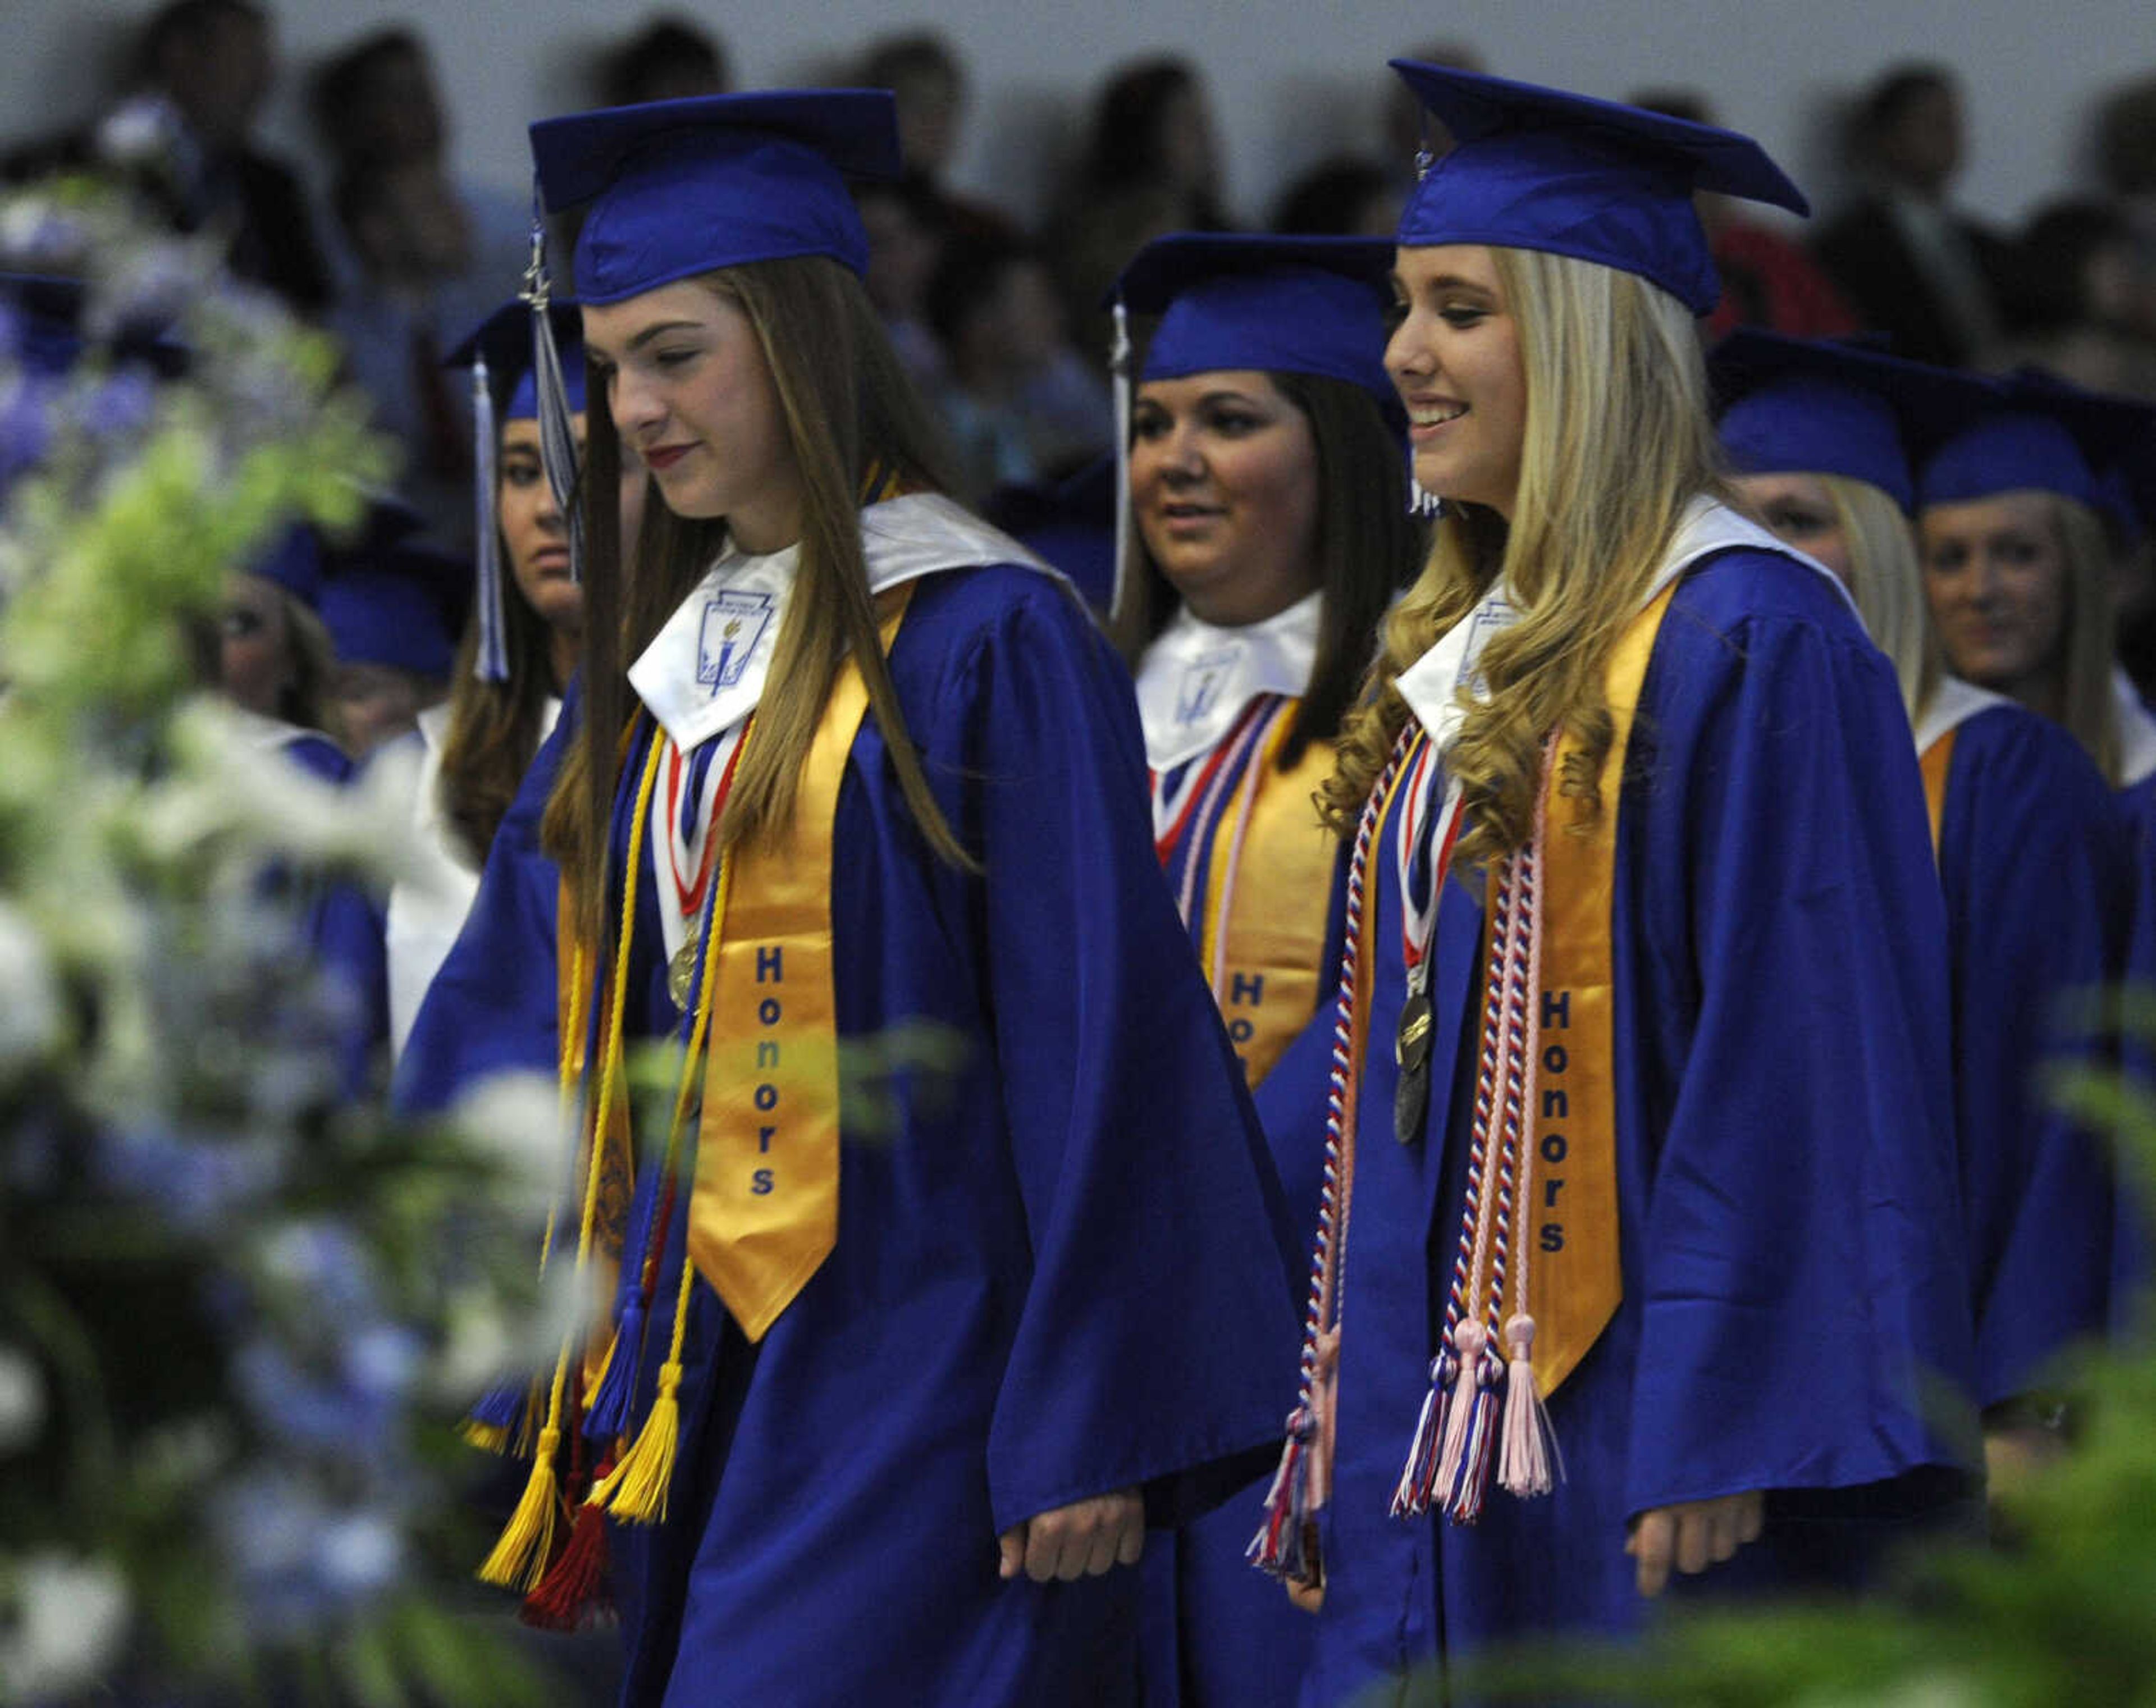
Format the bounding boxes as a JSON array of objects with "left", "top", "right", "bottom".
[{"left": 1154, "top": 696, "right": 1339, "bottom": 1085}]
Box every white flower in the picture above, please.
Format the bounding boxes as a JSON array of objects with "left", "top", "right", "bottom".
[
  {"left": 451, "top": 1070, "right": 573, "bottom": 1220},
  {"left": 0, "top": 899, "right": 61, "bottom": 1079},
  {"left": 142, "top": 700, "right": 427, "bottom": 886},
  {"left": 94, "top": 95, "right": 181, "bottom": 168},
  {"left": 0, "top": 1553, "right": 130, "bottom": 1700},
  {"left": 0, "top": 1346, "right": 45, "bottom": 1455}
]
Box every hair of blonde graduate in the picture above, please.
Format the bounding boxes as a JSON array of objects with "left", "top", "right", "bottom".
[
  {"left": 1319, "top": 245, "right": 1728, "bottom": 874},
  {"left": 1815, "top": 473, "right": 1942, "bottom": 727},
  {"left": 541, "top": 254, "right": 968, "bottom": 948},
  {"left": 2051, "top": 494, "right": 2122, "bottom": 782},
  {"left": 278, "top": 590, "right": 339, "bottom": 741}
]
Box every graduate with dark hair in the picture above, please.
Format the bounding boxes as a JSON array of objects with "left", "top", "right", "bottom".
[
  {"left": 1104, "top": 233, "right": 1421, "bottom": 1708},
  {"left": 1250, "top": 67, "right": 1979, "bottom": 1704},
  {"left": 406, "top": 88, "right": 1298, "bottom": 1706}
]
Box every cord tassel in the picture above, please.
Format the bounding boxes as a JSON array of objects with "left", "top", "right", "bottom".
[
  {"left": 461, "top": 1376, "right": 530, "bottom": 1455},
  {"left": 1444, "top": 1362, "right": 1501, "bottom": 1526},
  {"left": 579, "top": 1295, "right": 646, "bottom": 1443},
  {"left": 1496, "top": 1314, "right": 1564, "bottom": 1497},
  {"left": 1389, "top": 1350, "right": 1455, "bottom": 1518},
  {"left": 522, "top": 1475, "right": 613, "bottom": 1631},
  {"left": 522, "top": 194, "right": 584, "bottom": 583},
  {"left": 590, "top": 1362, "right": 683, "bottom": 1524},
  {"left": 1429, "top": 1320, "right": 1487, "bottom": 1511},
  {"left": 477, "top": 1424, "right": 564, "bottom": 1592}
]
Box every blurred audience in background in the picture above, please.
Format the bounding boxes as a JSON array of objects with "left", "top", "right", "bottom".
[
  {"left": 6, "top": 5, "right": 2154, "bottom": 757},
  {"left": 312, "top": 28, "right": 524, "bottom": 550},
  {"left": 1048, "top": 57, "right": 1231, "bottom": 354},
  {"left": 859, "top": 31, "right": 1015, "bottom": 242},
  {"left": 1813, "top": 63, "right": 2011, "bottom": 368},
  {"left": 926, "top": 228, "right": 1111, "bottom": 501},
  {"left": 1269, "top": 158, "right": 1400, "bottom": 238},
  {"left": 856, "top": 173, "right": 953, "bottom": 395},
  {"left": 3, "top": 0, "right": 334, "bottom": 315},
  {"left": 596, "top": 14, "right": 731, "bottom": 108},
  {"left": 1630, "top": 88, "right": 1859, "bottom": 343}
]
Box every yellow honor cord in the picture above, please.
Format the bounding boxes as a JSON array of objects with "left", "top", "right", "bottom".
[
  {"left": 478, "top": 736, "right": 665, "bottom": 1590},
  {"left": 592, "top": 843, "right": 737, "bottom": 1523}
]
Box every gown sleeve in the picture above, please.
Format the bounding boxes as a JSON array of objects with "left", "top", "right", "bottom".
[
  {"left": 1620, "top": 581, "right": 1976, "bottom": 1514},
  {"left": 392, "top": 687, "right": 576, "bottom": 1118},
  {"left": 1940, "top": 709, "right": 2125, "bottom": 1405},
  {"left": 939, "top": 579, "right": 1303, "bottom": 1534}
]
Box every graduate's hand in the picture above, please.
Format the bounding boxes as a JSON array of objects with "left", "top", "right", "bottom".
[
  {"left": 998, "top": 1488, "right": 1145, "bottom": 1583},
  {"left": 1626, "top": 1491, "right": 1764, "bottom": 1597}
]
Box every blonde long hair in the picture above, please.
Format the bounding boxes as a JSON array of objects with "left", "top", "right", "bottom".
[
  {"left": 1817, "top": 473, "right": 1942, "bottom": 725},
  {"left": 2054, "top": 495, "right": 2122, "bottom": 782},
  {"left": 542, "top": 255, "right": 965, "bottom": 946},
  {"left": 1321, "top": 246, "right": 1725, "bottom": 873}
]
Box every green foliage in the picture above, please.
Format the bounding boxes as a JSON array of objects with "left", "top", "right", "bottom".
[{"left": 0, "top": 182, "right": 557, "bottom": 1705}]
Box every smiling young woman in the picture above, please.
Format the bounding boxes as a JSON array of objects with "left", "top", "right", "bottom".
[
  {"left": 403, "top": 90, "right": 1297, "bottom": 1707},
  {"left": 1251, "top": 66, "right": 1980, "bottom": 1706},
  {"left": 1913, "top": 375, "right": 2155, "bottom": 788}
]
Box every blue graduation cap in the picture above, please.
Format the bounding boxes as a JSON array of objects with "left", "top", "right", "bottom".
[
  {"left": 1917, "top": 371, "right": 2156, "bottom": 513},
  {"left": 529, "top": 89, "right": 904, "bottom": 302},
  {"left": 1710, "top": 330, "right": 1977, "bottom": 513},
  {"left": 319, "top": 564, "right": 459, "bottom": 679},
  {"left": 1388, "top": 62, "right": 1808, "bottom": 315},
  {"left": 445, "top": 298, "right": 587, "bottom": 422},
  {"left": 249, "top": 522, "right": 325, "bottom": 609},
  {"left": 1113, "top": 234, "right": 1400, "bottom": 412},
  {"left": 1103, "top": 234, "right": 1405, "bottom": 612}
]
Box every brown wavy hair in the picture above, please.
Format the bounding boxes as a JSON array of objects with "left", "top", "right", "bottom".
[
  {"left": 1319, "top": 246, "right": 1726, "bottom": 874},
  {"left": 541, "top": 255, "right": 965, "bottom": 947},
  {"left": 1111, "top": 371, "right": 1423, "bottom": 771}
]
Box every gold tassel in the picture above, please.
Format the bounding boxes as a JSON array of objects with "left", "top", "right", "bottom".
[
  {"left": 590, "top": 1363, "right": 684, "bottom": 1524},
  {"left": 477, "top": 734, "right": 664, "bottom": 1588},
  {"left": 460, "top": 1420, "right": 513, "bottom": 1454},
  {"left": 478, "top": 1424, "right": 563, "bottom": 1592}
]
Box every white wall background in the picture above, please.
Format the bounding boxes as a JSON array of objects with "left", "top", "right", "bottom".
[{"left": 3, "top": 0, "right": 2148, "bottom": 240}]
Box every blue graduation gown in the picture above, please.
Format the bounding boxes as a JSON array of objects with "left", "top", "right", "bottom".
[
  {"left": 1935, "top": 704, "right": 2125, "bottom": 1404},
  {"left": 1144, "top": 856, "right": 1349, "bottom": 1708},
  {"left": 1289, "top": 549, "right": 1977, "bottom": 1706},
  {"left": 489, "top": 567, "right": 1294, "bottom": 1705},
  {"left": 2112, "top": 777, "right": 2156, "bottom": 1323},
  {"left": 395, "top": 683, "right": 577, "bottom": 1115}
]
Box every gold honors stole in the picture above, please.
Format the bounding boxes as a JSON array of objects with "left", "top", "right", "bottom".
[
  {"left": 1203, "top": 716, "right": 1339, "bottom": 1086},
  {"left": 1511, "top": 578, "right": 1679, "bottom": 1399},
  {"left": 1919, "top": 729, "right": 1957, "bottom": 861},
  {"left": 686, "top": 582, "right": 915, "bottom": 1341}
]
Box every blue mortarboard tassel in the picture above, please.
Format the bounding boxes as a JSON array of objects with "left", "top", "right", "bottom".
[
  {"left": 523, "top": 201, "right": 585, "bottom": 586},
  {"left": 469, "top": 350, "right": 509, "bottom": 682}
]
